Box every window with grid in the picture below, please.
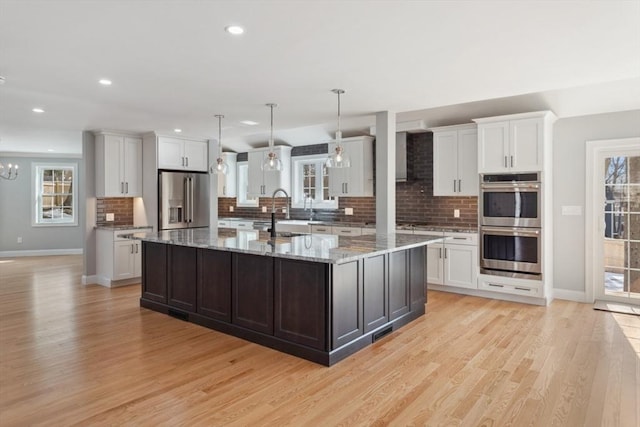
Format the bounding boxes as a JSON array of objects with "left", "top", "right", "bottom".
[
  {"left": 292, "top": 155, "right": 337, "bottom": 209},
  {"left": 33, "top": 163, "right": 78, "bottom": 226}
]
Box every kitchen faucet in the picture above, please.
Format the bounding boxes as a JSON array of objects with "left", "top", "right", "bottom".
[
  {"left": 304, "top": 193, "right": 315, "bottom": 221},
  {"left": 270, "top": 188, "right": 290, "bottom": 239}
]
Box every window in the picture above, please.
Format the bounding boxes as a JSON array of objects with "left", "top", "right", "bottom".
[
  {"left": 291, "top": 154, "right": 337, "bottom": 209},
  {"left": 236, "top": 161, "right": 259, "bottom": 207},
  {"left": 32, "top": 163, "right": 78, "bottom": 226}
]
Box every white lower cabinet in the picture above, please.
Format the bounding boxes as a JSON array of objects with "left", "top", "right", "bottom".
[
  {"left": 426, "top": 232, "right": 478, "bottom": 289},
  {"left": 96, "top": 227, "right": 152, "bottom": 286}
]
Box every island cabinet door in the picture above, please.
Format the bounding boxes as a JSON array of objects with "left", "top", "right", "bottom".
[
  {"left": 168, "top": 245, "right": 197, "bottom": 312},
  {"left": 410, "top": 247, "right": 426, "bottom": 312},
  {"left": 363, "top": 254, "right": 388, "bottom": 333},
  {"left": 232, "top": 253, "right": 274, "bottom": 335},
  {"left": 142, "top": 242, "right": 168, "bottom": 303},
  {"left": 197, "top": 249, "right": 232, "bottom": 322},
  {"left": 389, "top": 250, "right": 410, "bottom": 321},
  {"left": 331, "top": 259, "right": 364, "bottom": 349},
  {"left": 274, "top": 259, "right": 327, "bottom": 351}
]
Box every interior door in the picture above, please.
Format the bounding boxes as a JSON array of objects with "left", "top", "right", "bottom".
[{"left": 596, "top": 149, "right": 640, "bottom": 304}]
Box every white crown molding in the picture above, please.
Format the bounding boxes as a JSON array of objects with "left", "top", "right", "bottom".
[{"left": 0, "top": 151, "right": 82, "bottom": 159}]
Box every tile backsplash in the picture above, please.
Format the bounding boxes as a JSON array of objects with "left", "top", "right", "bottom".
[
  {"left": 96, "top": 198, "right": 134, "bottom": 226},
  {"left": 219, "top": 133, "right": 478, "bottom": 228}
]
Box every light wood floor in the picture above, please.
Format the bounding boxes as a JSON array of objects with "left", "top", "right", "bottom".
[{"left": 0, "top": 255, "right": 638, "bottom": 426}]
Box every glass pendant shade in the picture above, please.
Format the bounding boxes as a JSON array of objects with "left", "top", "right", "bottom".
[
  {"left": 326, "top": 89, "right": 350, "bottom": 169},
  {"left": 262, "top": 103, "right": 282, "bottom": 172},
  {"left": 209, "top": 114, "right": 229, "bottom": 175}
]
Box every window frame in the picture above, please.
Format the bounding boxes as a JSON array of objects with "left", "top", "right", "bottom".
[
  {"left": 236, "top": 161, "right": 259, "bottom": 207},
  {"left": 31, "top": 162, "right": 78, "bottom": 227},
  {"left": 291, "top": 154, "right": 338, "bottom": 209}
]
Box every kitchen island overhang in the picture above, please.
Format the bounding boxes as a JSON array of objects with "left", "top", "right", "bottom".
[{"left": 135, "top": 228, "right": 444, "bottom": 366}]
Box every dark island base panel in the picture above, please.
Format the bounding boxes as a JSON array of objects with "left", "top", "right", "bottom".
[{"left": 140, "top": 298, "right": 425, "bottom": 366}]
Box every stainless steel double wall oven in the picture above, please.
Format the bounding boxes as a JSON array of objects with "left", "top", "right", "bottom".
[{"left": 480, "top": 173, "right": 542, "bottom": 279}]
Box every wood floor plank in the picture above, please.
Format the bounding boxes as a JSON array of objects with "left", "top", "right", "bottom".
[{"left": 1, "top": 255, "right": 638, "bottom": 426}]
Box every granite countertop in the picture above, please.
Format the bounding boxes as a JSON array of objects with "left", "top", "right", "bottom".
[
  {"left": 130, "top": 228, "right": 444, "bottom": 264},
  {"left": 95, "top": 225, "right": 154, "bottom": 231}
]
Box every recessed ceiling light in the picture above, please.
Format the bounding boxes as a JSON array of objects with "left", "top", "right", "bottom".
[
  {"left": 225, "top": 25, "right": 244, "bottom": 35},
  {"left": 240, "top": 120, "right": 259, "bottom": 126},
  {"left": 32, "top": 108, "right": 45, "bottom": 113},
  {"left": 99, "top": 79, "right": 112, "bottom": 86},
  {"left": 47, "top": 149, "right": 54, "bottom": 152},
  {"left": 174, "top": 128, "right": 182, "bottom": 133}
]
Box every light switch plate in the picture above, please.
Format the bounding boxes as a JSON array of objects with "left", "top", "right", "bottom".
[
  {"left": 454, "top": 209, "right": 460, "bottom": 218},
  {"left": 229, "top": 206, "right": 234, "bottom": 212},
  {"left": 345, "top": 207, "right": 353, "bottom": 215},
  {"left": 261, "top": 206, "right": 267, "bottom": 213},
  {"left": 106, "top": 213, "right": 115, "bottom": 221}
]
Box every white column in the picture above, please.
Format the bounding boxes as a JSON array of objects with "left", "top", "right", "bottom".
[{"left": 375, "top": 111, "right": 396, "bottom": 234}]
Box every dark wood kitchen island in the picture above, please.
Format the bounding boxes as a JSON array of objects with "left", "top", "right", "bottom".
[{"left": 135, "top": 228, "right": 443, "bottom": 366}]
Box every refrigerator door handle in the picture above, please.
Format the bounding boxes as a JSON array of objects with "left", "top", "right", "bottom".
[
  {"left": 184, "top": 177, "right": 190, "bottom": 224},
  {"left": 189, "top": 177, "right": 195, "bottom": 223}
]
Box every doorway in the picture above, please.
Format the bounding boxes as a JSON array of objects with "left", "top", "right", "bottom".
[{"left": 586, "top": 137, "right": 640, "bottom": 305}]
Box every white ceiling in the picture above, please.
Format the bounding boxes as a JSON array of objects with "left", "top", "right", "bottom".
[{"left": 1, "top": 0, "right": 639, "bottom": 156}]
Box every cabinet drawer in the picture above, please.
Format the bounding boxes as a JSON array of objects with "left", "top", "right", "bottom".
[
  {"left": 235, "top": 222, "right": 254, "bottom": 230},
  {"left": 218, "top": 221, "right": 230, "bottom": 228},
  {"left": 333, "top": 226, "right": 362, "bottom": 237},
  {"left": 445, "top": 232, "right": 477, "bottom": 246},
  {"left": 478, "top": 274, "right": 542, "bottom": 297},
  {"left": 311, "top": 225, "right": 332, "bottom": 234}
]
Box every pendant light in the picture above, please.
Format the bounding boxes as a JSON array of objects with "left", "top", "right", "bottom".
[
  {"left": 262, "top": 103, "right": 282, "bottom": 172},
  {"left": 325, "top": 88, "right": 350, "bottom": 168},
  {"left": 209, "top": 114, "right": 229, "bottom": 175}
]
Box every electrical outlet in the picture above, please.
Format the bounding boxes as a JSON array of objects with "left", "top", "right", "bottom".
[
  {"left": 345, "top": 207, "right": 354, "bottom": 216},
  {"left": 106, "top": 213, "right": 115, "bottom": 222},
  {"left": 17, "top": 237, "right": 22, "bottom": 244},
  {"left": 229, "top": 206, "right": 234, "bottom": 212},
  {"left": 282, "top": 208, "right": 287, "bottom": 214},
  {"left": 454, "top": 209, "right": 460, "bottom": 218},
  {"left": 261, "top": 206, "right": 267, "bottom": 213}
]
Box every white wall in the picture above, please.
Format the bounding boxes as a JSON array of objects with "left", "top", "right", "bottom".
[
  {"left": 553, "top": 109, "right": 640, "bottom": 295},
  {"left": 0, "top": 154, "right": 85, "bottom": 254}
]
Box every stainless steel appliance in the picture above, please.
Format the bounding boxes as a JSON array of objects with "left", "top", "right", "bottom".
[
  {"left": 159, "top": 171, "right": 209, "bottom": 230},
  {"left": 480, "top": 226, "right": 541, "bottom": 278},
  {"left": 480, "top": 173, "right": 541, "bottom": 228},
  {"left": 480, "top": 172, "right": 542, "bottom": 279}
]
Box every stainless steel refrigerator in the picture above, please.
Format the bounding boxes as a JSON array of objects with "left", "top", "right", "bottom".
[{"left": 158, "top": 171, "right": 209, "bottom": 230}]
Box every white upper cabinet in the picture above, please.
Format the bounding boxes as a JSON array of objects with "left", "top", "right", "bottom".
[
  {"left": 157, "top": 136, "right": 208, "bottom": 171},
  {"left": 95, "top": 132, "right": 142, "bottom": 197},
  {"left": 327, "top": 136, "right": 374, "bottom": 197},
  {"left": 474, "top": 111, "right": 556, "bottom": 174},
  {"left": 247, "top": 146, "right": 292, "bottom": 197},
  {"left": 432, "top": 124, "right": 478, "bottom": 196},
  {"left": 216, "top": 152, "right": 238, "bottom": 197}
]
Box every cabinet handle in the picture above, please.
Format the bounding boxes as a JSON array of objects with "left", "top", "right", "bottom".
[
  {"left": 186, "top": 157, "right": 189, "bottom": 167},
  {"left": 181, "top": 157, "right": 185, "bottom": 166},
  {"left": 130, "top": 244, "right": 134, "bottom": 254},
  {"left": 135, "top": 244, "right": 139, "bottom": 254},
  {"left": 510, "top": 155, "right": 514, "bottom": 167},
  {"left": 488, "top": 283, "right": 504, "bottom": 288},
  {"left": 345, "top": 182, "right": 348, "bottom": 194},
  {"left": 504, "top": 156, "right": 508, "bottom": 168},
  {"left": 223, "top": 185, "right": 226, "bottom": 195},
  {"left": 458, "top": 179, "right": 461, "bottom": 193},
  {"left": 125, "top": 182, "right": 129, "bottom": 194},
  {"left": 444, "top": 248, "right": 447, "bottom": 259},
  {"left": 515, "top": 287, "right": 531, "bottom": 292},
  {"left": 121, "top": 182, "right": 124, "bottom": 194},
  {"left": 439, "top": 248, "right": 442, "bottom": 258},
  {"left": 453, "top": 180, "right": 456, "bottom": 192}
]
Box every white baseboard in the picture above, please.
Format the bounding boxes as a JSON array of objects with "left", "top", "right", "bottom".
[
  {"left": 552, "top": 288, "right": 588, "bottom": 303},
  {"left": 83, "top": 274, "right": 141, "bottom": 288},
  {"left": 0, "top": 248, "right": 83, "bottom": 258},
  {"left": 428, "top": 284, "right": 548, "bottom": 306}
]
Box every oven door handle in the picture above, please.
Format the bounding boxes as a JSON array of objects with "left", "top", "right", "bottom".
[
  {"left": 480, "top": 184, "right": 540, "bottom": 191},
  {"left": 481, "top": 227, "right": 540, "bottom": 237}
]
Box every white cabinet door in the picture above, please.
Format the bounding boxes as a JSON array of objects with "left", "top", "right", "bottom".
[
  {"left": 183, "top": 140, "right": 208, "bottom": 171},
  {"left": 457, "top": 129, "right": 478, "bottom": 196},
  {"left": 113, "top": 240, "right": 135, "bottom": 280},
  {"left": 216, "top": 153, "right": 237, "bottom": 197},
  {"left": 123, "top": 137, "right": 142, "bottom": 196},
  {"left": 478, "top": 121, "right": 509, "bottom": 173},
  {"left": 327, "top": 137, "right": 374, "bottom": 197},
  {"left": 444, "top": 244, "right": 477, "bottom": 289},
  {"left": 158, "top": 137, "right": 184, "bottom": 170},
  {"left": 103, "top": 134, "right": 123, "bottom": 196},
  {"left": 433, "top": 131, "right": 458, "bottom": 196},
  {"left": 426, "top": 244, "right": 444, "bottom": 285},
  {"left": 247, "top": 150, "right": 266, "bottom": 197},
  {"left": 133, "top": 241, "right": 142, "bottom": 276},
  {"left": 510, "top": 118, "right": 543, "bottom": 172}
]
